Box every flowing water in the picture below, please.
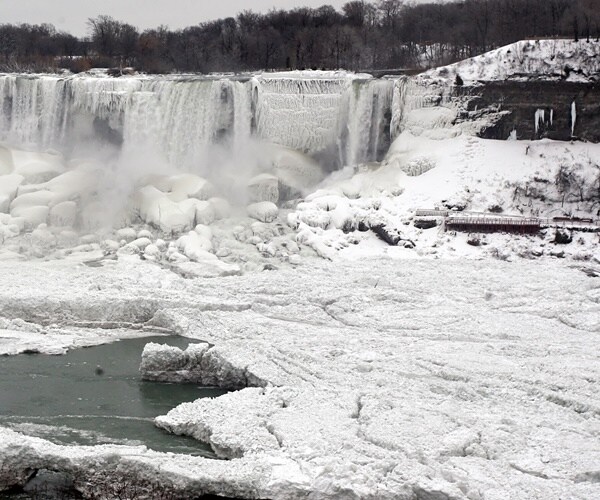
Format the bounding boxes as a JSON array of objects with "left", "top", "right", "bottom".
[{"left": 0, "top": 336, "right": 226, "bottom": 457}]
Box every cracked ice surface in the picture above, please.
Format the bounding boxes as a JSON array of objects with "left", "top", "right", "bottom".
[{"left": 0, "top": 257, "right": 599, "bottom": 499}]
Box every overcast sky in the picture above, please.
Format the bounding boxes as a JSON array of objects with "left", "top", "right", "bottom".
[{"left": 0, "top": 0, "right": 367, "bottom": 37}]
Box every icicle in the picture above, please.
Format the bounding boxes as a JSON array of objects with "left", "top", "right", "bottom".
[
  {"left": 549, "top": 109, "right": 554, "bottom": 126},
  {"left": 571, "top": 101, "right": 576, "bottom": 137},
  {"left": 534, "top": 109, "right": 545, "bottom": 135}
]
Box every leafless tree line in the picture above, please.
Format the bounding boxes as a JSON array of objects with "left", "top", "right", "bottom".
[{"left": 0, "top": 0, "right": 599, "bottom": 74}]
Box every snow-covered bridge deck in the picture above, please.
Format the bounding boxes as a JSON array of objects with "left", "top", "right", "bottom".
[
  {"left": 445, "top": 216, "right": 541, "bottom": 234},
  {"left": 416, "top": 209, "right": 600, "bottom": 234}
]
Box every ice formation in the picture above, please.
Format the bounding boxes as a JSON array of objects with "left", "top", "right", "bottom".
[
  {"left": 571, "top": 100, "right": 577, "bottom": 137},
  {"left": 534, "top": 108, "right": 545, "bottom": 134},
  {"left": 0, "top": 258, "right": 599, "bottom": 499},
  {"left": 0, "top": 71, "right": 394, "bottom": 169}
]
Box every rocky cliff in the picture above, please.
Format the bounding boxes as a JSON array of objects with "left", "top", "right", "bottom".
[
  {"left": 405, "top": 39, "right": 600, "bottom": 143},
  {"left": 457, "top": 81, "right": 600, "bottom": 142}
]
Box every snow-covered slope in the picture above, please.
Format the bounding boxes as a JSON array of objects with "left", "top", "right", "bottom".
[{"left": 421, "top": 39, "right": 600, "bottom": 84}]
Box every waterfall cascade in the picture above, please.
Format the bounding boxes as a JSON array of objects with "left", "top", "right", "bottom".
[{"left": 0, "top": 72, "right": 397, "bottom": 170}]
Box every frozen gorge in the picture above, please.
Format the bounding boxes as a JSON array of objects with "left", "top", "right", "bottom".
[{"left": 0, "top": 40, "right": 600, "bottom": 499}]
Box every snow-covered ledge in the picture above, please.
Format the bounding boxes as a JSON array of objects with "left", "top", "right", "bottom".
[
  {"left": 0, "top": 428, "right": 281, "bottom": 499},
  {"left": 140, "top": 342, "right": 271, "bottom": 388}
]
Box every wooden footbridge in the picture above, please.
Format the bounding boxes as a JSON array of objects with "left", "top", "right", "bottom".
[
  {"left": 415, "top": 209, "right": 600, "bottom": 234},
  {"left": 445, "top": 216, "right": 541, "bottom": 234}
]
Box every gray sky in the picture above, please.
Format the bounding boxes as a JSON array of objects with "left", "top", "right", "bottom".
[{"left": 0, "top": 0, "right": 357, "bottom": 37}]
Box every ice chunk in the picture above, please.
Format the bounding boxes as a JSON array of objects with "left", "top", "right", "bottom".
[{"left": 140, "top": 342, "right": 210, "bottom": 382}]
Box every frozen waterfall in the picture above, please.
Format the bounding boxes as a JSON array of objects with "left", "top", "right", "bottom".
[{"left": 0, "top": 72, "right": 395, "bottom": 169}]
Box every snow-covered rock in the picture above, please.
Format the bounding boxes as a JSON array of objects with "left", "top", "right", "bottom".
[
  {"left": 143, "top": 243, "right": 161, "bottom": 260},
  {"left": 48, "top": 201, "right": 77, "bottom": 227},
  {"left": 209, "top": 197, "right": 231, "bottom": 220},
  {"left": 248, "top": 174, "right": 279, "bottom": 204},
  {"left": 248, "top": 202, "right": 278, "bottom": 223},
  {"left": 11, "top": 205, "right": 49, "bottom": 230},
  {"left": 177, "top": 230, "right": 212, "bottom": 258},
  {"left": 166, "top": 174, "right": 216, "bottom": 202},
  {"left": 135, "top": 185, "right": 195, "bottom": 234},
  {"left": 193, "top": 200, "right": 216, "bottom": 226},
  {"left": 131, "top": 237, "right": 152, "bottom": 250},
  {"left": 116, "top": 228, "right": 138, "bottom": 242},
  {"left": 137, "top": 229, "right": 153, "bottom": 240},
  {"left": 0, "top": 175, "right": 24, "bottom": 213}
]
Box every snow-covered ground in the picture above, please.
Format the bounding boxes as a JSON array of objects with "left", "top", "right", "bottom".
[
  {"left": 292, "top": 131, "right": 600, "bottom": 263},
  {"left": 0, "top": 256, "right": 599, "bottom": 499}
]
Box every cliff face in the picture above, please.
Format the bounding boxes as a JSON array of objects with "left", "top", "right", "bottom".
[
  {"left": 457, "top": 81, "right": 600, "bottom": 142},
  {"left": 405, "top": 40, "right": 600, "bottom": 144}
]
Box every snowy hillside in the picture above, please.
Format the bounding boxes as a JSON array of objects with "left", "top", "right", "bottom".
[{"left": 421, "top": 39, "right": 600, "bottom": 84}]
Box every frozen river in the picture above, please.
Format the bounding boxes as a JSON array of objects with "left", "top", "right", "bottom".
[
  {"left": 0, "top": 256, "right": 599, "bottom": 499},
  {"left": 0, "top": 336, "right": 225, "bottom": 456}
]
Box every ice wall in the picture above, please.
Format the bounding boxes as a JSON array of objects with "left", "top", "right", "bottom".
[
  {"left": 0, "top": 72, "right": 395, "bottom": 169},
  {"left": 390, "top": 76, "right": 455, "bottom": 138}
]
